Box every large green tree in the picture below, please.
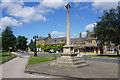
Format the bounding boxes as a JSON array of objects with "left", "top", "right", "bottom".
[
  {"left": 2, "top": 27, "right": 16, "bottom": 51},
  {"left": 16, "top": 36, "right": 28, "bottom": 50},
  {"left": 93, "top": 6, "right": 120, "bottom": 46},
  {"left": 28, "top": 39, "right": 35, "bottom": 51}
]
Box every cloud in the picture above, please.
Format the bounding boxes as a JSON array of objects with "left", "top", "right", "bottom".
[
  {"left": 82, "top": 32, "right": 86, "bottom": 37},
  {"left": 51, "top": 31, "right": 66, "bottom": 35},
  {"left": 40, "top": 0, "right": 66, "bottom": 9},
  {"left": 57, "top": 24, "right": 62, "bottom": 27},
  {"left": 80, "top": 6, "right": 89, "bottom": 10},
  {"left": 59, "top": 36, "right": 66, "bottom": 37},
  {"left": 0, "top": 16, "right": 22, "bottom": 29},
  {"left": 1, "top": 0, "right": 66, "bottom": 23},
  {"left": 71, "top": 34, "right": 78, "bottom": 37},
  {"left": 85, "top": 23, "right": 97, "bottom": 31},
  {"left": 92, "top": 2, "right": 118, "bottom": 13},
  {"left": 2, "top": 2, "right": 49, "bottom": 23}
]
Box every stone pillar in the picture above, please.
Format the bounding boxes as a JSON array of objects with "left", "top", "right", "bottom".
[{"left": 66, "top": 3, "right": 71, "bottom": 45}]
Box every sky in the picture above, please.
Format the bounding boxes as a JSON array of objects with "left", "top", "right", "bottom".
[{"left": 0, "top": 0, "right": 119, "bottom": 43}]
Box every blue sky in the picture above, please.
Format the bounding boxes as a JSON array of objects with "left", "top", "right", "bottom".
[{"left": 0, "top": 1, "right": 119, "bottom": 43}]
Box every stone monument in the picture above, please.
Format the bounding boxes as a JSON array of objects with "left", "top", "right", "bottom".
[{"left": 51, "top": 3, "right": 88, "bottom": 68}]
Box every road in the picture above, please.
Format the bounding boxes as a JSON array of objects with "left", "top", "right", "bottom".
[
  {"left": 0, "top": 55, "right": 61, "bottom": 78},
  {"left": 15, "top": 52, "right": 119, "bottom": 63}
]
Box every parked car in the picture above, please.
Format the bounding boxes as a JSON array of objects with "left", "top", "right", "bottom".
[{"left": 49, "top": 49, "right": 54, "bottom": 53}]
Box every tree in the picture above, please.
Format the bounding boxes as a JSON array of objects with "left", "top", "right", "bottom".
[
  {"left": 16, "top": 36, "right": 28, "bottom": 50},
  {"left": 2, "top": 26, "right": 16, "bottom": 51},
  {"left": 59, "top": 43, "right": 65, "bottom": 49},
  {"left": 28, "top": 39, "right": 34, "bottom": 51},
  {"left": 93, "top": 6, "right": 120, "bottom": 46}
]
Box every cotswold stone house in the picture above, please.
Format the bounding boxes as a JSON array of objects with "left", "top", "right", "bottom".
[{"left": 36, "top": 31, "right": 118, "bottom": 54}]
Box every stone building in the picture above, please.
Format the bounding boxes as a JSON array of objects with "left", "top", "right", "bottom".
[{"left": 36, "top": 31, "right": 118, "bottom": 54}]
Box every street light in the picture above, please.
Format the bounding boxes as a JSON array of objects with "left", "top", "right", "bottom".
[{"left": 33, "top": 35, "right": 38, "bottom": 56}]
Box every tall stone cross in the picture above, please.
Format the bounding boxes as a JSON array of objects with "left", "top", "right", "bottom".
[{"left": 65, "top": 3, "right": 71, "bottom": 45}]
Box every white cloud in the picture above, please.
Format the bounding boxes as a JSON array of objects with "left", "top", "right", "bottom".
[
  {"left": 92, "top": 2, "right": 118, "bottom": 13},
  {"left": 85, "top": 23, "right": 97, "bottom": 31},
  {"left": 71, "top": 34, "right": 78, "bottom": 36},
  {"left": 57, "top": 24, "right": 62, "bottom": 27},
  {"left": 80, "top": 6, "right": 89, "bottom": 10},
  {"left": 59, "top": 36, "right": 66, "bottom": 37},
  {"left": 51, "top": 31, "right": 66, "bottom": 35},
  {"left": 1, "top": 1, "right": 66, "bottom": 23},
  {"left": 82, "top": 32, "right": 86, "bottom": 37},
  {"left": 0, "top": 16, "right": 22, "bottom": 29},
  {"left": 2, "top": 2, "right": 49, "bottom": 23},
  {"left": 40, "top": 0, "right": 66, "bottom": 9}
]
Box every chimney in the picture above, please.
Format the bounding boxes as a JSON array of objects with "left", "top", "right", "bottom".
[
  {"left": 48, "top": 34, "right": 51, "bottom": 38},
  {"left": 79, "top": 32, "right": 82, "bottom": 39},
  {"left": 86, "top": 30, "right": 89, "bottom": 35}
]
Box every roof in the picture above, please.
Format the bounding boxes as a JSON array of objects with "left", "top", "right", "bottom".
[
  {"left": 36, "top": 37, "right": 48, "bottom": 40},
  {"left": 85, "top": 32, "right": 97, "bottom": 40},
  {"left": 45, "top": 37, "right": 66, "bottom": 45},
  {"left": 71, "top": 38, "right": 85, "bottom": 44},
  {"left": 85, "top": 44, "right": 98, "bottom": 47}
]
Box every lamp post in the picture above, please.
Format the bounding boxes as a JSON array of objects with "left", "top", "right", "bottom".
[{"left": 33, "top": 35, "right": 38, "bottom": 56}]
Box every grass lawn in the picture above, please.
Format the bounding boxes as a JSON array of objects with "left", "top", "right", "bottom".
[
  {"left": 0, "top": 52, "right": 16, "bottom": 64},
  {"left": 28, "top": 56, "right": 57, "bottom": 65},
  {"left": 37, "top": 53, "right": 60, "bottom": 55},
  {"left": 85, "top": 55, "right": 120, "bottom": 58}
]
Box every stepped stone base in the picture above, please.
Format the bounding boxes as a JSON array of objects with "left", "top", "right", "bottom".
[{"left": 50, "top": 53, "right": 88, "bottom": 68}]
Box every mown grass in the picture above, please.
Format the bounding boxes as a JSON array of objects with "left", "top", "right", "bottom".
[
  {"left": 0, "top": 52, "right": 16, "bottom": 64},
  {"left": 37, "top": 53, "right": 60, "bottom": 55},
  {"left": 85, "top": 55, "right": 120, "bottom": 58},
  {"left": 28, "top": 56, "right": 57, "bottom": 65}
]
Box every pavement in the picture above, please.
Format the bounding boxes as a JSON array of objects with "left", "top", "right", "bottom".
[
  {"left": 25, "top": 60, "right": 118, "bottom": 78},
  {"left": 0, "top": 54, "right": 62, "bottom": 78}
]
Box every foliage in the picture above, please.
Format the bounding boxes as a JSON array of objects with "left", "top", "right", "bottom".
[
  {"left": 36, "top": 43, "right": 65, "bottom": 51},
  {"left": 59, "top": 43, "right": 65, "bottom": 49},
  {"left": 16, "top": 36, "right": 28, "bottom": 50},
  {"left": 93, "top": 7, "right": 120, "bottom": 46},
  {"left": 2, "top": 27, "right": 16, "bottom": 51},
  {"left": 28, "top": 39, "right": 35, "bottom": 51}
]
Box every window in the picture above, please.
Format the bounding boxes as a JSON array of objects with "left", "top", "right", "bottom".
[
  {"left": 87, "top": 41, "right": 92, "bottom": 43},
  {"left": 86, "top": 48, "right": 94, "bottom": 52},
  {"left": 96, "top": 40, "right": 99, "bottom": 43},
  {"left": 53, "top": 40, "right": 56, "bottom": 43},
  {"left": 60, "top": 40, "right": 63, "bottom": 43}
]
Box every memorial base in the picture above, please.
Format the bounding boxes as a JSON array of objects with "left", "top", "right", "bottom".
[{"left": 50, "top": 45, "right": 88, "bottom": 68}]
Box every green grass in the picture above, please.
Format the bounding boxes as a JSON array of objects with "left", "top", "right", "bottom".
[
  {"left": 28, "top": 56, "right": 57, "bottom": 65},
  {"left": 0, "top": 52, "right": 11, "bottom": 56},
  {"left": 37, "top": 53, "right": 60, "bottom": 55},
  {"left": 85, "top": 55, "right": 120, "bottom": 58},
  {"left": 0, "top": 52, "right": 16, "bottom": 64}
]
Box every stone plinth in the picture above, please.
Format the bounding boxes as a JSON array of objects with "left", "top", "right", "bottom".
[
  {"left": 50, "top": 45, "right": 88, "bottom": 68},
  {"left": 51, "top": 56, "right": 88, "bottom": 68}
]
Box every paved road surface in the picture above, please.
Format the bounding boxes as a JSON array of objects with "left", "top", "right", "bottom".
[
  {"left": 1, "top": 55, "right": 61, "bottom": 78},
  {"left": 15, "top": 52, "right": 119, "bottom": 63}
]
